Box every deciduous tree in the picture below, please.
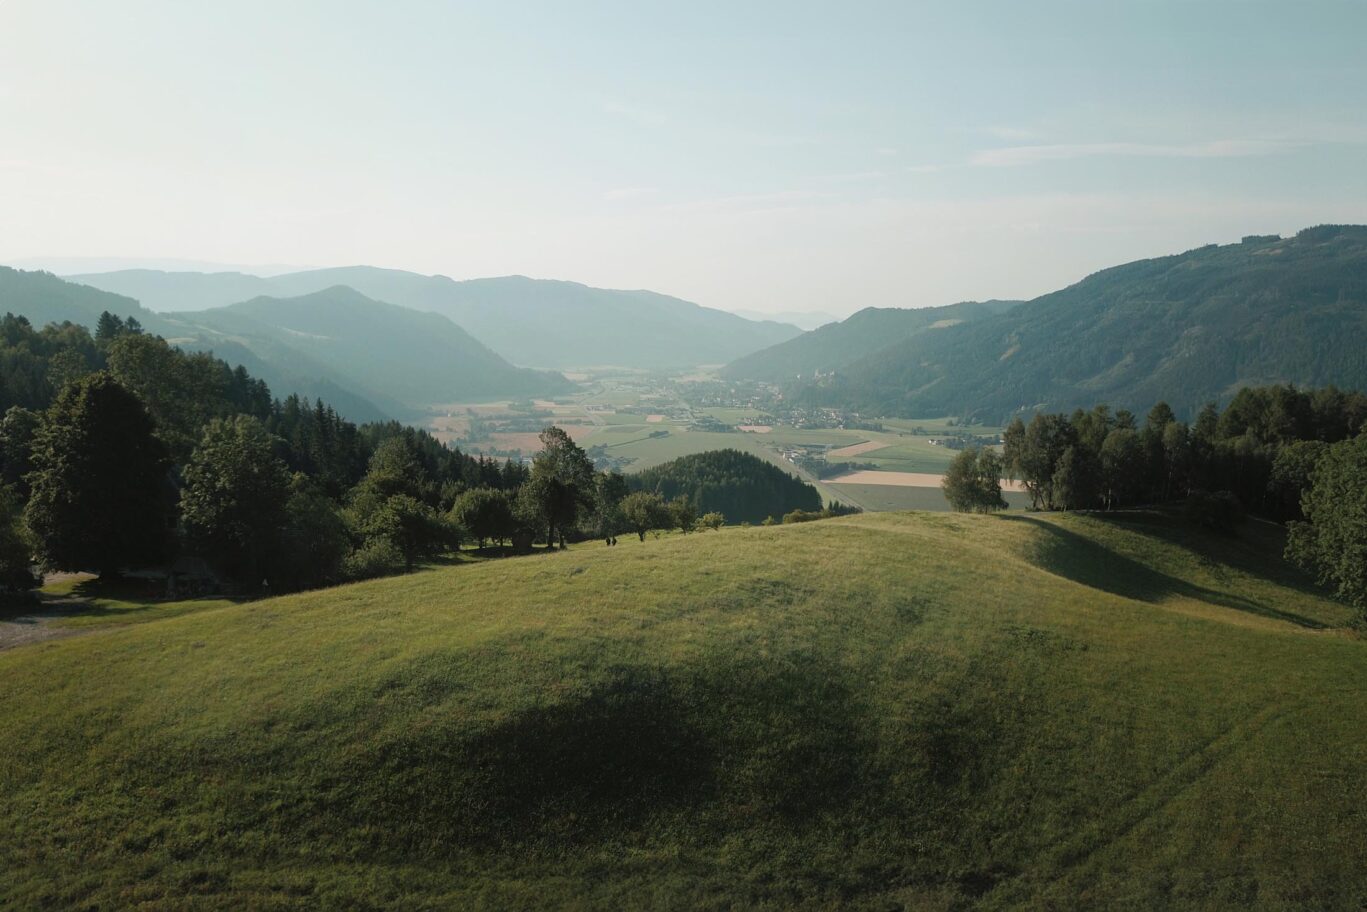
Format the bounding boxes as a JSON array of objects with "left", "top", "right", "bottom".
[
  {"left": 180, "top": 415, "right": 292, "bottom": 587},
  {"left": 620, "top": 491, "right": 669, "bottom": 541},
  {"left": 1287, "top": 432, "right": 1367, "bottom": 619},
  {"left": 941, "top": 447, "right": 1008, "bottom": 513}
]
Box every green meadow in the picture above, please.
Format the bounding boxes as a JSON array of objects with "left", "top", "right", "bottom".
[{"left": 2, "top": 510, "right": 1364, "bottom": 909}]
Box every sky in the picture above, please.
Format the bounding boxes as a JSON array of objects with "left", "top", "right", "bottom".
[{"left": 3, "top": 0, "right": 1366, "bottom": 317}]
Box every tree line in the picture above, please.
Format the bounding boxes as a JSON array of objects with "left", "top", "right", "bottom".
[
  {"left": 941, "top": 383, "right": 1367, "bottom": 620},
  {"left": 0, "top": 313, "right": 580, "bottom": 595},
  {"left": 0, "top": 311, "right": 825, "bottom": 597}
]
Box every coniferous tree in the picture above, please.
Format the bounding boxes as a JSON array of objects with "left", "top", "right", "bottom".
[{"left": 25, "top": 372, "right": 170, "bottom": 576}]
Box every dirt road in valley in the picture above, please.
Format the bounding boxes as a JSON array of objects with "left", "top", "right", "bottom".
[{"left": 828, "top": 470, "right": 1029, "bottom": 493}]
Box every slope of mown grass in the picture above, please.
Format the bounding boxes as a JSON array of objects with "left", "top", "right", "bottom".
[{"left": 1, "top": 511, "right": 1364, "bottom": 910}]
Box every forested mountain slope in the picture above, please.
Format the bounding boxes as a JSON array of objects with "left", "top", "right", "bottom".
[
  {"left": 721, "top": 299, "right": 1018, "bottom": 383},
  {"left": 67, "top": 266, "right": 804, "bottom": 369},
  {"left": 165, "top": 286, "right": 571, "bottom": 411},
  {"left": 0, "top": 267, "right": 174, "bottom": 336},
  {"left": 798, "top": 226, "right": 1367, "bottom": 420}
]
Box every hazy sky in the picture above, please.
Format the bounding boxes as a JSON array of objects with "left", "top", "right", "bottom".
[{"left": 3, "top": 0, "right": 1365, "bottom": 316}]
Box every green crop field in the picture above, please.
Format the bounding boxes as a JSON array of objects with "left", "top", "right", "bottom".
[
  {"left": 880, "top": 417, "right": 1007, "bottom": 436},
  {"left": 601, "top": 428, "right": 768, "bottom": 471},
  {"left": 831, "top": 482, "right": 1033, "bottom": 512},
  {"left": 826, "top": 439, "right": 961, "bottom": 473},
  {"left": 2, "top": 511, "right": 1364, "bottom": 909},
  {"left": 700, "top": 407, "right": 770, "bottom": 423}
]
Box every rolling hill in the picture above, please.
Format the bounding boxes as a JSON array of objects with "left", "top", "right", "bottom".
[
  {"left": 2, "top": 510, "right": 1364, "bottom": 908},
  {"left": 65, "top": 267, "right": 804, "bottom": 369},
  {"left": 722, "top": 299, "right": 1019, "bottom": 383},
  {"left": 162, "top": 287, "right": 571, "bottom": 413},
  {"left": 794, "top": 226, "right": 1367, "bottom": 421},
  {"left": 629, "top": 448, "right": 821, "bottom": 522}
]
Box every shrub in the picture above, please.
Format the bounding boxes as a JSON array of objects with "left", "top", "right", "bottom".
[
  {"left": 1184, "top": 490, "right": 1246, "bottom": 532},
  {"left": 343, "top": 539, "right": 405, "bottom": 581}
]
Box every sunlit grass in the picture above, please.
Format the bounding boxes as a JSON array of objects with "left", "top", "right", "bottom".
[{"left": 1, "top": 511, "right": 1363, "bottom": 909}]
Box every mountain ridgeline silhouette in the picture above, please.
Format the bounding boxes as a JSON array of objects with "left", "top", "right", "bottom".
[
  {"left": 730, "top": 226, "right": 1367, "bottom": 420},
  {"left": 65, "top": 267, "right": 803, "bottom": 370}
]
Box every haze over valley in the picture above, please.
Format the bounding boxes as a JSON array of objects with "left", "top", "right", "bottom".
[{"left": 3, "top": 2, "right": 1367, "bottom": 909}]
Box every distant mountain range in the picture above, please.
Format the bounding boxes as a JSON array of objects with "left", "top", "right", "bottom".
[
  {"left": 722, "top": 299, "right": 1020, "bottom": 383},
  {"left": 755, "top": 226, "right": 1367, "bottom": 420},
  {"left": 65, "top": 267, "right": 803, "bottom": 369},
  {"left": 161, "top": 287, "right": 571, "bottom": 415},
  {"left": 16, "top": 225, "right": 1367, "bottom": 425},
  {"left": 0, "top": 266, "right": 174, "bottom": 336},
  {"left": 0, "top": 269, "right": 568, "bottom": 421},
  {"left": 731, "top": 309, "right": 842, "bottom": 331}
]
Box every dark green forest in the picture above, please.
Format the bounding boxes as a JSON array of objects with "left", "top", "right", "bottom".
[
  {"left": 993, "top": 385, "right": 1367, "bottom": 520},
  {"left": 630, "top": 449, "right": 821, "bottom": 524},
  {"left": 0, "top": 312, "right": 540, "bottom": 594}
]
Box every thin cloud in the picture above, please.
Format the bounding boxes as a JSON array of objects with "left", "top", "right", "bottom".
[
  {"left": 661, "top": 189, "right": 834, "bottom": 214},
  {"left": 601, "top": 100, "right": 669, "bottom": 128},
  {"left": 983, "top": 126, "right": 1036, "bottom": 141},
  {"left": 971, "top": 139, "right": 1301, "bottom": 167},
  {"left": 813, "top": 170, "right": 888, "bottom": 184},
  {"left": 603, "top": 187, "right": 659, "bottom": 201}
]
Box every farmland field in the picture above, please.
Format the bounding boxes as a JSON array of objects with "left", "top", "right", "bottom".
[
  {"left": 428, "top": 379, "right": 1017, "bottom": 510},
  {"left": 829, "top": 470, "right": 1028, "bottom": 492},
  {"left": 832, "top": 481, "right": 1034, "bottom": 512}
]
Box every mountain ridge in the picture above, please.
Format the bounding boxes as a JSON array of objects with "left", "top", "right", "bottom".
[
  {"left": 65, "top": 266, "right": 804, "bottom": 369},
  {"left": 163, "top": 285, "right": 571, "bottom": 413},
  {"left": 722, "top": 298, "right": 1021, "bottom": 383},
  {"left": 778, "top": 226, "right": 1367, "bottom": 420}
]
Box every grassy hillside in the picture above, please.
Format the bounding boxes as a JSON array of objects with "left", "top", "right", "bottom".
[
  {"left": 165, "top": 286, "right": 571, "bottom": 411},
  {"left": 2, "top": 512, "right": 1364, "bottom": 909},
  {"left": 721, "top": 300, "right": 1018, "bottom": 383},
  {"left": 66, "top": 267, "right": 805, "bottom": 370},
  {"left": 798, "top": 226, "right": 1367, "bottom": 420}
]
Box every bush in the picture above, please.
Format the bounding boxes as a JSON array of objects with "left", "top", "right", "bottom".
[
  {"left": 1184, "top": 491, "right": 1246, "bottom": 532},
  {"left": 700, "top": 511, "right": 725, "bottom": 531},
  {"left": 343, "top": 539, "right": 406, "bottom": 581},
  {"left": 782, "top": 509, "right": 823, "bottom": 524}
]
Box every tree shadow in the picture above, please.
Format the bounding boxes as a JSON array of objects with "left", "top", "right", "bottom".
[
  {"left": 20, "top": 577, "right": 241, "bottom": 623},
  {"left": 997, "top": 513, "right": 1329, "bottom": 629}
]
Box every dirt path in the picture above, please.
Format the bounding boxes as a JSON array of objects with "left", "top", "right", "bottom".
[
  {"left": 0, "top": 612, "right": 84, "bottom": 648},
  {"left": 0, "top": 573, "right": 99, "bottom": 652},
  {"left": 827, "top": 440, "right": 886, "bottom": 458}
]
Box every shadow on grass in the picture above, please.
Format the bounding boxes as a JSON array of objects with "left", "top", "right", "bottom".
[
  {"left": 27, "top": 577, "right": 243, "bottom": 624},
  {"left": 998, "top": 513, "right": 1329, "bottom": 630}
]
